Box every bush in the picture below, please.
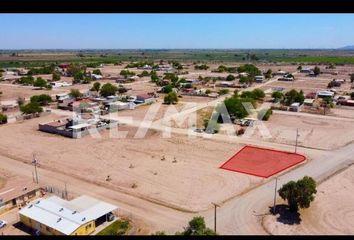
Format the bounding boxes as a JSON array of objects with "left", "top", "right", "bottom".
[
  {"left": 69, "top": 89, "right": 83, "bottom": 99},
  {"left": 33, "top": 77, "right": 49, "bottom": 89},
  {"left": 218, "top": 89, "right": 229, "bottom": 95},
  {"left": 258, "top": 108, "right": 272, "bottom": 121},
  {"left": 164, "top": 92, "right": 178, "bottom": 104},
  {"left": 283, "top": 89, "right": 305, "bottom": 105},
  {"left": 52, "top": 71, "right": 61, "bottom": 81},
  {"left": 226, "top": 74, "right": 236, "bottom": 81},
  {"left": 20, "top": 102, "right": 43, "bottom": 115},
  {"left": 30, "top": 94, "right": 52, "bottom": 106},
  {"left": 176, "top": 216, "right": 216, "bottom": 235},
  {"left": 18, "top": 76, "right": 34, "bottom": 85},
  {"left": 100, "top": 83, "right": 118, "bottom": 97},
  {"left": 92, "top": 69, "right": 102, "bottom": 75},
  {"left": 194, "top": 64, "right": 209, "bottom": 70},
  {"left": 0, "top": 113, "right": 7, "bottom": 124}
]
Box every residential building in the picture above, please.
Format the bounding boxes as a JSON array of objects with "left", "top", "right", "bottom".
[{"left": 19, "top": 195, "right": 117, "bottom": 235}]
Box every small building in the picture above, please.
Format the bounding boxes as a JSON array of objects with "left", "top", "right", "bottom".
[
  {"left": 0, "top": 176, "right": 43, "bottom": 215},
  {"left": 91, "top": 74, "right": 103, "bottom": 80},
  {"left": 317, "top": 90, "right": 335, "bottom": 99},
  {"left": 104, "top": 101, "right": 136, "bottom": 112},
  {"left": 239, "top": 72, "right": 249, "bottom": 77},
  {"left": 134, "top": 93, "right": 156, "bottom": 104},
  {"left": 289, "top": 102, "right": 302, "bottom": 112},
  {"left": 51, "top": 82, "right": 72, "bottom": 88},
  {"left": 300, "top": 67, "right": 313, "bottom": 73},
  {"left": 19, "top": 195, "right": 117, "bottom": 235},
  {"left": 217, "top": 81, "right": 235, "bottom": 87},
  {"left": 255, "top": 75, "right": 265, "bottom": 83},
  {"left": 304, "top": 98, "right": 315, "bottom": 107}
]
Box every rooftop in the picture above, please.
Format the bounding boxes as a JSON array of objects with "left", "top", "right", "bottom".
[{"left": 19, "top": 195, "right": 117, "bottom": 235}]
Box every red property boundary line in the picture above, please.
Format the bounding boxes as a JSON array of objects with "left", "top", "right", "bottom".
[{"left": 220, "top": 145, "right": 307, "bottom": 178}]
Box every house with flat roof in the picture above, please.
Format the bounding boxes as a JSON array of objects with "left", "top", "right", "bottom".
[
  {"left": 0, "top": 176, "right": 43, "bottom": 215},
  {"left": 19, "top": 195, "right": 117, "bottom": 235}
]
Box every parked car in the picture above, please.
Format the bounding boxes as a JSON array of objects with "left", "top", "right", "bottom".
[{"left": 0, "top": 220, "right": 7, "bottom": 228}]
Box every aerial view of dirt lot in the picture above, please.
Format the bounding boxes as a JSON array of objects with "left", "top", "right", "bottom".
[{"left": 263, "top": 164, "right": 354, "bottom": 235}]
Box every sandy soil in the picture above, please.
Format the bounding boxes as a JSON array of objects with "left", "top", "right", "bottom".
[
  {"left": 263, "top": 164, "right": 354, "bottom": 235},
  {"left": 0, "top": 113, "right": 264, "bottom": 212},
  {"left": 250, "top": 113, "right": 354, "bottom": 150}
]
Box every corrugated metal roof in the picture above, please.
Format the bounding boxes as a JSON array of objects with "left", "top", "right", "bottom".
[{"left": 19, "top": 195, "right": 117, "bottom": 235}]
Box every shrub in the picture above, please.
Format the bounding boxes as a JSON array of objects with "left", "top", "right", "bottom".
[{"left": 0, "top": 113, "right": 7, "bottom": 124}]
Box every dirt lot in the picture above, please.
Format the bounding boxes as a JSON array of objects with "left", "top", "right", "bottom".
[
  {"left": 250, "top": 113, "right": 354, "bottom": 151},
  {"left": 0, "top": 113, "right": 267, "bottom": 212},
  {"left": 263, "top": 164, "right": 354, "bottom": 235}
]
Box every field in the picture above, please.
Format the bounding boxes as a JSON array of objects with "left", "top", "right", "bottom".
[
  {"left": 0, "top": 113, "right": 266, "bottom": 212},
  {"left": 263, "top": 164, "right": 354, "bottom": 235}
]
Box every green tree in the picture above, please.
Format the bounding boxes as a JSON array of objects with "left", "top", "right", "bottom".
[
  {"left": 100, "top": 83, "right": 118, "bottom": 97},
  {"left": 283, "top": 89, "right": 305, "bottom": 105},
  {"left": 278, "top": 176, "right": 317, "bottom": 212},
  {"left": 226, "top": 74, "right": 235, "bottom": 81},
  {"left": 218, "top": 89, "right": 229, "bottom": 95},
  {"left": 162, "top": 85, "right": 173, "bottom": 94},
  {"left": 176, "top": 216, "right": 216, "bottom": 236},
  {"left": 20, "top": 102, "right": 43, "bottom": 115},
  {"left": 271, "top": 91, "right": 284, "bottom": 102},
  {"left": 30, "top": 94, "right": 52, "bottom": 106},
  {"left": 297, "top": 65, "right": 302, "bottom": 71},
  {"left": 237, "top": 64, "right": 262, "bottom": 76},
  {"left": 91, "top": 82, "right": 101, "bottom": 92},
  {"left": 164, "top": 92, "right": 178, "bottom": 105},
  {"left": 73, "top": 72, "right": 84, "bottom": 82},
  {"left": 265, "top": 69, "right": 272, "bottom": 79},
  {"left": 33, "top": 77, "right": 48, "bottom": 89},
  {"left": 194, "top": 64, "right": 209, "bottom": 70},
  {"left": 224, "top": 96, "right": 256, "bottom": 119},
  {"left": 258, "top": 108, "right": 272, "bottom": 121},
  {"left": 0, "top": 113, "right": 7, "bottom": 124},
  {"left": 69, "top": 89, "right": 83, "bottom": 100},
  {"left": 313, "top": 66, "right": 321, "bottom": 76},
  {"left": 92, "top": 69, "right": 102, "bottom": 75},
  {"left": 18, "top": 76, "right": 34, "bottom": 85},
  {"left": 52, "top": 71, "right": 61, "bottom": 81},
  {"left": 252, "top": 88, "right": 265, "bottom": 100}
]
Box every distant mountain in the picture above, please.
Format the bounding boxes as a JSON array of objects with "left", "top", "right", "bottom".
[{"left": 338, "top": 45, "right": 354, "bottom": 50}]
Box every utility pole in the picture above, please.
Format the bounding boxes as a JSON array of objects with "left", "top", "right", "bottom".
[
  {"left": 273, "top": 177, "right": 279, "bottom": 215},
  {"left": 211, "top": 202, "right": 220, "bottom": 233},
  {"left": 32, "top": 154, "right": 39, "bottom": 184},
  {"left": 295, "top": 128, "right": 300, "bottom": 153}
]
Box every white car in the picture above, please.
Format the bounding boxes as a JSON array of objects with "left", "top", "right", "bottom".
[{"left": 0, "top": 220, "right": 7, "bottom": 228}]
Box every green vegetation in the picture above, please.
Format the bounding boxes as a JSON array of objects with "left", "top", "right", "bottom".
[
  {"left": 237, "top": 64, "right": 262, "bottom": 76},
  {"left": 195, "top": 64, "right": 209, "bottom": 70},
  {"left": 90, "top": 82, "right": 101, "bottom": 92},
  {"left": 258, "top": 108, "right": 272, "bottom": 121},
  {"left": 97, "top": 220, "right": 131, "bottom": 236},
  {"left": 224, "top": 95, "right": 256, "bottom": 119},
  {"left": 218, "top": 89, "right": 230, "bottom": 95},
  {"left": 125, "top": 60, "right": 154, "bottom": 68},
  {"left": 92, "top": 69, "right": 102, "bottom": 75},
  {"left": 138, "top": 70, "right": 150, "bottom": 77},
  {"left": 18, "top": 75, "right": 35, "bottom": 85},
  {"left": 313, "top": 66, "right": 321, "bottom": 76},
  {"left": 272, "top": 91, "right": 284, "bottom": 102},
  {"left": 264, "top": 69, "right": 272, "bottom": 79},
  {"left": 240, "top": 88, "right": 265, "bottom": 100},
  {"left": 283, "top": 89, "right": 305, "bottom": 105},
  {"left": 226, "top": 74, "right": 236, "bottom": 81},
  {"left": 0, "top": 113, "right": 7, "bottom": 124},
  {"left": 20, "top": 102, "right": 43, "bottom": 115},
  {"left": 52, "top": 71, "right": 61, "bottom": 81},
  {"left": 33, "top": 77, "right": 51, "bottom": 89},
  {"left": 69, "top": 89, "right": 83, "bottom": 100},
  {"left": 30, "top": 94, "right": 52, "bottom": 106},
  {"left": 100, "top": 83, "right": 118, "bottom": 97},
  {"left": 120, "top": 69, "right": 136, "bottom": 77},
  {"left": 164, "top": 92, "right": 178, "bottom": 104},
  {"left": 216, "top": 65, "right": 237, "bottom": 73},
  {"left": 176, "top": 216, "right": 216, "bottom": 236},
  {"left": 278, "top": 176, "right": 317, "bottom": 212},
  {"left": 28, "top": 64, "right": 55, "bottom": 75}
]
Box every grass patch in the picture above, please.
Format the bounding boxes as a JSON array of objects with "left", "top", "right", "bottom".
[{"left": 97, "top": 220, "right": 131, "bottom": 236}]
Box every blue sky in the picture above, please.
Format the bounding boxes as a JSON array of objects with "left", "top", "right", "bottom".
[{"left": 0, "top": 14, "right": 353, "bottom": 49}]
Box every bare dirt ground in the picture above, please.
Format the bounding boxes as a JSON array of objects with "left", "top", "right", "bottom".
[
  {"left": 250, "top": 113, "right": 354, "bottom": 150},
  {"left": 0, "top": 113, "right": 265, "bottom": 212},
  {"left": 263, "top": 164, "right": 354, "bottom": 235}
]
